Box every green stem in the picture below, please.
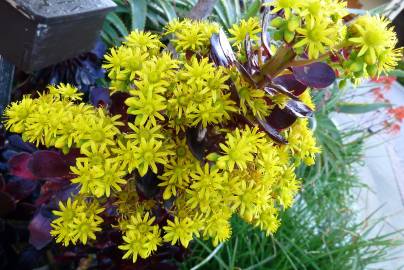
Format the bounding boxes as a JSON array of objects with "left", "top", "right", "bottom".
[
  {"left": 289, "top": 54, "right": 329, "bottom": 67},
  {"left": 257, "top": 45, "right": 296, "bottom": 87}
]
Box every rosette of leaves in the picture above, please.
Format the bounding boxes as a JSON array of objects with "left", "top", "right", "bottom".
[
  {"left": 13, "top": 40, "right": 106, "bottom": 101},
  {"left": 2, "top": 1, "right": 402, "bottom": 266}
]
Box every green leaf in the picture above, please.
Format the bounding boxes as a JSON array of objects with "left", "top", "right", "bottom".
[
  {"left": 129, "top": 0, "right": 147, "bottom": 30},
  {"left": 336, "top": 102, "right": 391, "bottom": 114},
  {"left": 106, "top": 12, "right": 129, "bottom": 38},
  {"left": 242, "top": 0, "right": 261, "bottom": 20},
  {"left": 387, "top": 69, "right": 404, "bottom": 78}
]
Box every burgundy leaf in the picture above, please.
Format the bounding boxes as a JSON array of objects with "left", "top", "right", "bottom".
[
  {"left": 261, "top": 6, "right": 272, "bottom": 57},
  {"left": 267, "top": 106, "right": 298, "bottom": 130},
  {"left": 29, "top": 151, "right": 70, "bottom": 178},
  {"left": 8, "top": 135, "right": 36, "bottom": 153},
  {"left": 110, "top": 92, "right": 131, "bottom": 132},
  {"left": 265, "top": 84, "right": 299, "bottom": 100},
  {"left": 218, "top": 29, "right": 237, "bottom": 64},
  {"left": 90, "top": 87, "right": 112, "bottom": 108},
  {"left": 267, "top": 100, "right": 313, "bottom": 130},
  {"left": 210, "top": 34, "right": 232, "bottom": 67},
  {"left": 8, "top": 152, "right": 37, "bottom": 180},
  {"left": 0, "top": 191, "right": 16, "bottom": 217},
  {"left": 211, "top": 30, "right": 257, "bottom": 87},
  {"left": 292, "top": 62, "right": 336, "bottom": 89},
  {"left": 273, "top": 74, "right": 308, "bottom": 96},
  {"left": 61, "top": 148, "right": 82, "bottom": 168},
  {"left": 28, "top": 208, "right": 52, "bottom": 250},
  {"left": 7, "top": 202, "right": 36, "bottom": 220},
  {"left": 5, "top": 177, "right": 38, "bottom": 201},
  {"left": 256, "top": 118, "right": 288, "bottom": 144},
  {"left": 244, "top": 34, "right": 253, "bottom": 72},
  {"left": 0, "top": 174, "right": 5, "bottom": 191},
  {"left": 35, "top": 179, "right": 72, "bottom": 206},
  {"left": 286, "top": 99, "right": 313, "bottom": 117}
]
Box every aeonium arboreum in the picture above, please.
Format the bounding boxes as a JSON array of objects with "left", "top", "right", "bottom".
[{"left": 3, "top": 1, "right": 401, "bottom": 264}]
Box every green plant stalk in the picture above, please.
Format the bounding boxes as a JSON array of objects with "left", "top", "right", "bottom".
[{"left": 257, "top": 45, "right": 296, "bottom": 86}]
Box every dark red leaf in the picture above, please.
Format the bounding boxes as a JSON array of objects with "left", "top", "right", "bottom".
[
  {"left": 267, "top": 100, "right": 313, "bottom": 130},
  {"left": 5, "top": 177, "right": 38, "bottom": 201},
  {"left": 261, "top": 6, "right": 272, "bottom": 57},
  {"left": 8, "top": 152, "right": 37, "bottom": 180},
  {"left": 273, "top": 74, "right": 308, "bottom": 96},
  {"left": 267, "top": 106, "right": 298, "bottom": 130},
  {"left": 28, "top": 151, "right": 70, "bottom": 178},
  {"left": 110, "top": 92, "right": 131, "bottom": 132},
  {"left": 286, "top": 99, "right": 313, "bottom": 117},
  {"left": 8, "top": 135, "right": 36, "bottom": 153},
  {"left": 90, "top": 87, "right": 112, "bottom": 108},
  {"left": 292, "top": 62, "right": 336, "bottom": 89},
  {"left": 210, "top": 33, "right": 232, "bottom": 67},
  {"left": 28, "top": 208, "right": 52, "bottom": 250},
  {"left": 35, "top": 179, "right": 72, "bottom": 206},
  {"left": 7, "top": 202, "right": 36, "bottom": 220},
  {"left": 256, "top": 118, "right": 288, "bottom": 144},
  {"left": 0, "top": 191, "right": 16, "bottom": 217},
  {"left": 0, "top": 174, "right": 5, "bottom": 191},
  {"left": 218, "top": 29, "right": 237, "bottom": 64}
]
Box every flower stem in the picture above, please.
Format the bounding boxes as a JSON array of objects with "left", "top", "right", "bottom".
[{"left": 256, "top": 45, "right": 296, "bottom": 86}]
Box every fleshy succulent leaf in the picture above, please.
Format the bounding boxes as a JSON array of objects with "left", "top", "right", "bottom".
[
  {"left": 90, "top": 87, "right": 112, "bottom": 108},
  {"left": 28, "top": 208, "right": 52, "bottom": 250},
  {"left": 8, "top": 153, "right": 37, "bottom": 180},
  {"left": 292, "top": 62, "right": 336, "bottom": 89},
  {"left": 0, "top": 191, "right": 16, "bottom": 217},
  {"left": 273, "top": 74, "right": 308, "bottom": 96},
  {"left": 29, "top": 151, "right": 70, "bottom": 179},
  {"left": 256, "top": 118, "right": 288, "bottom": 144}
]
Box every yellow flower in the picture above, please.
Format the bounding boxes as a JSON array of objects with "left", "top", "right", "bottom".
[
  {"left": 70, "top": 160, "right": 104, "bottom": 195},
  {"left": 95, "top": 159, "right": 127, "bottom": 197},
  {"left": 126, "top": 122, "right": 164, "bottom": 145},
  {"left": 48, "top": 83, "right": 83, "bottom": 101},
  {"left": 103, "top": 47, "right": 127, "bottom": 79},
  {"left": 4, "top": 96, "right": 35, "bottom": 133},
  {"left": 253, "top": 205, "right": 280, "bottom": 236},
  {"left": 121, "top": 47, "right": 148, "bottom": 81},
  {"left": 72, "top": 212, "right": 103, "bottom": 244},
  {"left": 268, "top": 0, "right": 302, "bottom": 19},
  {"left": 349, "top": 15, "right": 399, "bottom": 65},
  {"left": 159, "top": 158, "right": 192, "bottom": 200},
  {"left": 217, "top": 127, "right": 262, "bottom": 172},
  {"left": 229, "top": 17, "right": 261, "bottom": 45},
  {"left": 51, "top": 199, "right": 104, "bottom": 246},
  {"left": 126, "top": 92, "right": 167, "bottom": 127},
  {"left": 294, "top": 17, "right": 336, "bottom": 59},
  {"left": 111, "top": 139, "right": 138, "bottom": 173},
  {"left": 163, "top": 216, "right": 196, "bottom": 248},
  {"left": 203, "top": 214, "right": 232, "bottom": 246},
  {"left": 134, "top": 138, "right": 172, "bottom": 176},
  {"left": 81, "top": 115, "right": 119, "bottom": 150},
  {"left": 124, "top": 30, "right": 163, "bottom": 54}
]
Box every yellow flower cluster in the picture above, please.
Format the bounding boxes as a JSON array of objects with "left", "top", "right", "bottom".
[
  {"left": 4, "top": 19, "right": 321, "bottom": 263},
  {"left": 50, "top": 198, "right": 104, "bottom": 246},
  {"left": 347, "top": 14, "right": 403, "bottom": 77},
  {"left": 261, "top": 0, "right": 402, "bottom": 79},
  {"left": 265, "top": 0, "right": 347, "bottom": 59}
]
